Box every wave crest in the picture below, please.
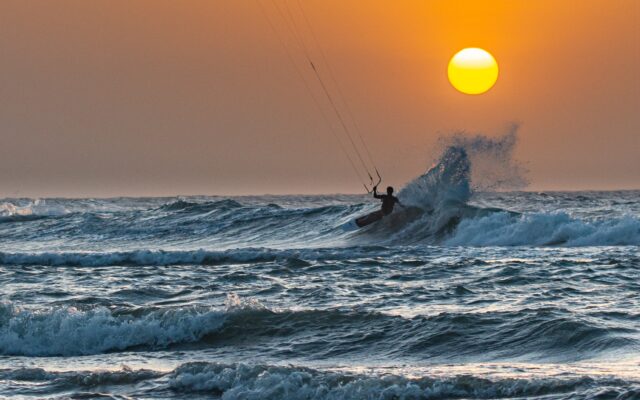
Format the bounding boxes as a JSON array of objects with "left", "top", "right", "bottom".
[
  {"left": 169, "top": 362, "right": 634, "bottom": 400},
  {"left": 364, "top": 129, "right": 640, "bottom": 246},
  {"left": 445, "top": 211, "right": 640, "bottom": 246},
  {"left": 2, "top": 363, "right": 636, "bottom": 399},
  {"left": 0, "top": 302, "right": 227, "bottom": 356},
  {"left": 0, "top": 248, "right": 306, "bottom": 267},
  {"left": 159, "top": 199, "right": 243, "bottom": 212},
  {"left": 0, "top": 199, "right": 68, "bottom": 222},
  {"left": 1, "top": 301, "right": 634, "bottom": 359}
]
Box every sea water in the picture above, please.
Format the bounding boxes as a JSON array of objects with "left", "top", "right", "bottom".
[{"left": 0, "top": 145, "right": 638, "bottom": 399}]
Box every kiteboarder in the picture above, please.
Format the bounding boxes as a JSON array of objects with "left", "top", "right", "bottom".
[
  {"left": 355, "top": 185, "right": 402, "bottom": 227},
  {"left": 374, "top": 185, "right": 402, "bottom": 216}
]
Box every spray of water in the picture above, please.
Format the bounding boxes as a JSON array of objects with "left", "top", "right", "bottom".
[
  {"left": 435, "top": 123, "right": 529, "bottom": 192},
  {"left": 399, "top": 124, "right": 528, "bottom": 210}
]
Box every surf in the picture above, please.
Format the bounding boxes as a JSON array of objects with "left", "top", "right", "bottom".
[
  {"left": 2, "top": 362, "right": 637, "bottom": 400},
  {"left": 0, "top": 133, "right": 638, "bottom": 248},
  {"left": 1, "top": 293, "right": 635, "bottom": 360},
  {"left": 350, "top": 129, "right": 640, "bottom": 246}
]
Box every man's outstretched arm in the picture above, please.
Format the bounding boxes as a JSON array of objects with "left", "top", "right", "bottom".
[{"left": 373, "top": 186, "right": 383, "bottom": 199}]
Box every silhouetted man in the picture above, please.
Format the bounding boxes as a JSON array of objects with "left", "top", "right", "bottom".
[
  {"left": 373, "top": 186, "right": 401, "bottom": 215},
  {"left": 355, "top": 185, "right": 402, "bottom": 227}
]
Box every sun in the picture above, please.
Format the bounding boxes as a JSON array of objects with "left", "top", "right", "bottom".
[{"left": 448, "top": 48, "right": 499, "bottom": 95}]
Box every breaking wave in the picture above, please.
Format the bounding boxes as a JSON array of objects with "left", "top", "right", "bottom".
[
  {"left": 168, "top": 362, "right": 638, "bottom": 400},
  {"left": 1, "top": 299, "right": 635, "bottom": 359},
  {"left": 360, "top": 129, "right": 640, "bottom": 246},
  {"left": 2, "top": 362, "right": 637, "bottom": 400},
  {"left": 0, "top": 302, "right": 227, "bottom": 356},
  {"left": 0, "top": 247, "right": 362, "bottom": 267},
  {"left": 0, "top": 199, "right": 68, "bottom": 222},
  {"left": 158, "top": 199, "right": 243, "bottom": 212},
  {"left": 0, "top": 130, "right": 637, "bottom": 248},
  {"left": 445, "top": 211, "right": 640, "bottom": 246}
]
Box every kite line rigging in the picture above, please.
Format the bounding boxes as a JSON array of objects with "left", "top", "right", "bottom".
[{"left": 256, "top": 0, "right": 382, "bottom": 192}]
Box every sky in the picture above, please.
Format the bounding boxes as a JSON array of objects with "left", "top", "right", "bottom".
[{"left": 0, "top": 0, "right": 638, "bottom": 197}]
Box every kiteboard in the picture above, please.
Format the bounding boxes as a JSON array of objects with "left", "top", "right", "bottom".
[{"left": 355, "top": 210, "right": 385, "bottom": 227}]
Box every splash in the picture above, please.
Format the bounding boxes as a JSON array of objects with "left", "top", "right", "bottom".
[
  {"left": 388, "top": 126, "right": 640, "bottom": 246},
  {"left": 399, "top": 145, "right": 471, "bottom": 210},
  {"left": 399, "top": 124, "right": 527, "bottom": 210},
  {"left": 365, "top": 126, "right": 534, "bottom": 243},
  {"left": 435, "top": 123, "right": 529, "bottom": 192}
]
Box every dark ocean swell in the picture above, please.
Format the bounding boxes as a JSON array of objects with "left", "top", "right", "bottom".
[
  {"left": 0, "top": 247, "right": 381, "bottom": 267},
  {"left": 1, "top": 194, "right": 639, "bottom": 248},
  {"left": 1, "top": 363, "right": 637, "bottom": 400},
  {"left": 1, "top": 302, "right": 636, "bottom": 361}
]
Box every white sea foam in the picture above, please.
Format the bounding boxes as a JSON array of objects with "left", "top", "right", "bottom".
[
  {"left": 392, "top": 129, "right": 524, "bottom": 243},
  {"left": 445, "top": 212, "right": 640, "bottom": 246},
  {"left": 169, "top": 362, "right": 622, "bottom": 400},
  {"left": 0, "top": 302, "right": 226, "bottom": 356},
  {"left": 0, "top": 293, "right": 277, "bottom": 356},
  {"left": 390, "top": 128, "right": 640, "bottom": 246},
  {"left": 2, "top": 363, "right": 634, "bottom": 399}
]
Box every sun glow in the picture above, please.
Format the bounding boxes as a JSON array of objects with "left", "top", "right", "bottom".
[{"left": 448, "top": 48, "right": 499, "bottom": 95}]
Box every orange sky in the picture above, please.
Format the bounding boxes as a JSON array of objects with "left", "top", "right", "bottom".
[{"left": 0, "top": 0, "right": 638, "bottom": 197}]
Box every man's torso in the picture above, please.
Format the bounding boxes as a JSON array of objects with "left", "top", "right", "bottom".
[{"left": 380, "top": 195, "right": 397, "bottom": 215}]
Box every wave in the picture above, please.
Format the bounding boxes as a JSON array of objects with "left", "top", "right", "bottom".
[
  {"left": 158, "top": 199, "right": 243, "bottom": 212},
  {"left": 0, "top": 367, "right": 163, "bottom": 389},
  {"left": 0, "top": 132, "right": 637, "bottom": 248},
  {"left": 399, "top": 128, "right": 526, "bottom": 211},
  {"left": 0, "top": 199, "right": 68, "bottom": 222},
  {"left": 0, "top": 302, "right": 228, "bottom": 356},
  {"left": 445, "top": 211, "right": 640, "bottom": 246},
  {"left": 352, "top": 134, "right": 519, "bottom": 244},
  {"left": 2, "top": 363, "right": 636, "bottom": 400},
  {"left": 0, "top": 247, "right": 359, "bottom": 267},
  {"left": 168, "top": 362, "right": 637, "bottom": 400},
  {"left": 357, "top": 132, "right": 640, "bottom": 247},
  {"left": 1, "top": 299, "right": 635, "bottom": 359},
  {"left": 0, "top": 294, "right": 269, "bottom": 356},
  {"left": 198, "top": 308, "right": 637, "bottom": 363},
  {"left": 358, "top": 204, "right": 640, "bottom": 247}
]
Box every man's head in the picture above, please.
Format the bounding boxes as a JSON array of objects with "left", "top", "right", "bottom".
[{"left": 387, "top": 186, "right": 394, "bottom": 195}]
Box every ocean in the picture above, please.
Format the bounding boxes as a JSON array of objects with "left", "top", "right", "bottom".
[{"left": 0, "top": 145, "right": 639, "bottom": 399}]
